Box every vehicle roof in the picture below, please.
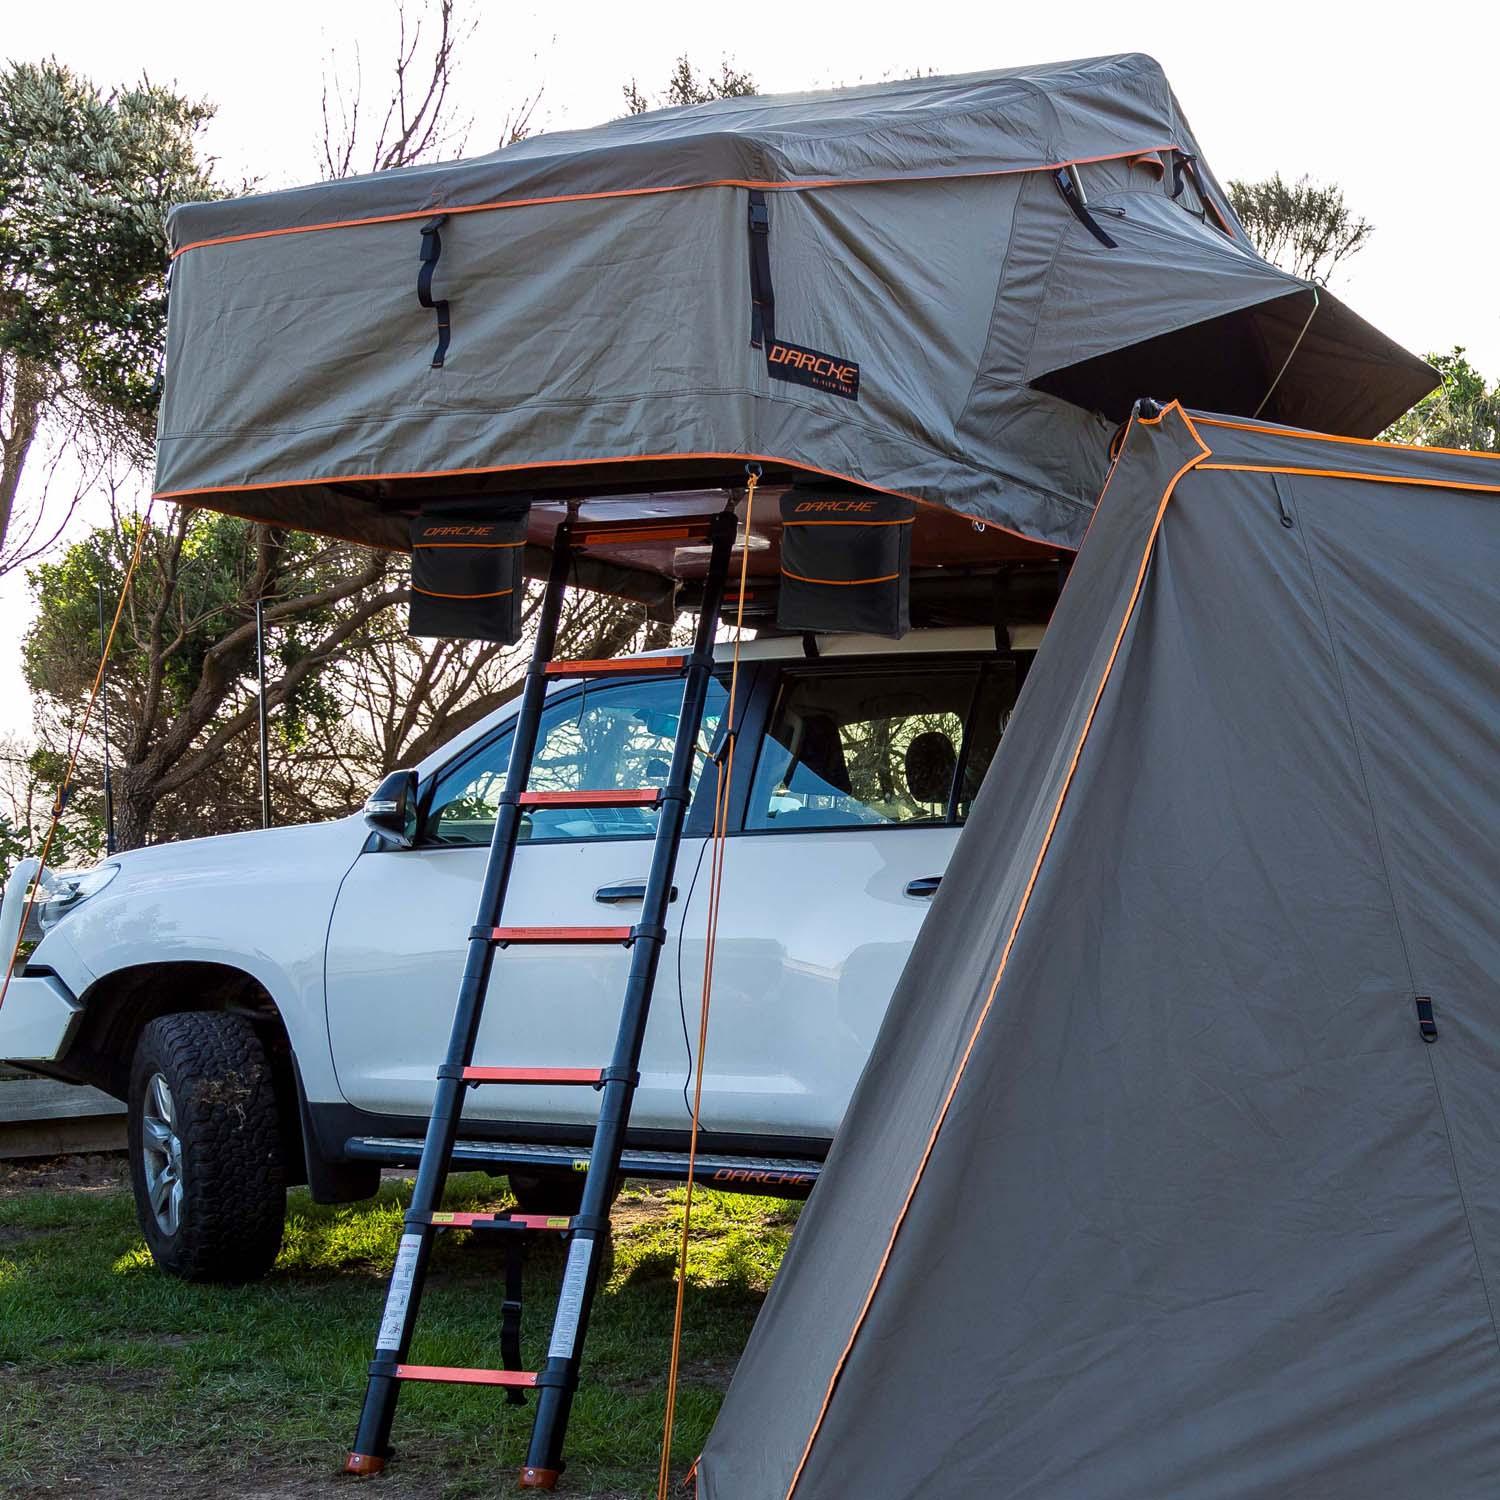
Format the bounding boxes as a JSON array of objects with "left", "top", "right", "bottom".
[{"left": 707, "top": 625, "right": 1043, "bottom": 661}]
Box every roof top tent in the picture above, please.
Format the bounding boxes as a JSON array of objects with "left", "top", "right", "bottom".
[
  {"left": 695, "top": 406, "right": 1500, "bottom": 1500},
  {"left": 154, "top": 55, "right": 1435, "bottom": 624}
]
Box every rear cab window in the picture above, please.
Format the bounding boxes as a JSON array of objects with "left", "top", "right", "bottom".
[{"left": 745, "top": 655, "right": 1021, "bottom": 832}]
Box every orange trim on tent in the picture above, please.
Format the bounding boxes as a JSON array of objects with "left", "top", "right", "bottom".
[
  {"left": 781, "top": 401, "right": 1212, "bottom": 1500},
  {"left": 153, "top": 451, "right": 1058, "bottom": 553},
  {"left": 779, "top": 568, "right": 901, "bottom": 587},
  {"left": 411, "top": 585, "right": 515, "bottom": 600},
  {"left": 169, "top": 145, "right": 1186, "bottom": 257},
  {"left": 1190, "top": 414, "right": 1500, "bottom": 465}
]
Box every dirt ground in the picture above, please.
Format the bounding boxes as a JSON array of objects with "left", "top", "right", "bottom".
[
  {"left": 19, "top": 1462, "right": 639, "bottom": 1499},
  {"left": 0, "top": 1149, "right": 129, "bottom": 1197}
]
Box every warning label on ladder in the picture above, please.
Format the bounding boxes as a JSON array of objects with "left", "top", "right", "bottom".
[
  {"left": 377, "top": 1233, "right": 423, "bottom": 1351},
  {"left": 547, "top": 1237, "right": 595, "bottom": 1360}
]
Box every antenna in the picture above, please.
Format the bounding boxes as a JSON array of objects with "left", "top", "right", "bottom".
[
  {"left": 96, "top": 585, "right": 116, "bottom": 856},
  {"left": 256, "top": 598, "right": 272, "bottom": 829}
]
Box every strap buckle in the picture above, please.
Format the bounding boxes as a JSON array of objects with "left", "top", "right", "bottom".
[{"left": 1416, "top": 996, "right": 1438, "bottom": 1043}]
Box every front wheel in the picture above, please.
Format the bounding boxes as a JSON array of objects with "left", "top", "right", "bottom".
[{"left": 127, "top": 1011, "right": 287, "bottom": 1283}]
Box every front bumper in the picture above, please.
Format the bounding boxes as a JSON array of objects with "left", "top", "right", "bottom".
[
  {"left": 0, "top": 856, "right": 85, "bottom": 1063},
  {"left": 0, "top": 971, "right": 83, "bottom": 1063}
]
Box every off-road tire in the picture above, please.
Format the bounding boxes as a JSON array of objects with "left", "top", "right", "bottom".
[{"left": 127, "top": 1011, "right": 287, "bottom": 1283}]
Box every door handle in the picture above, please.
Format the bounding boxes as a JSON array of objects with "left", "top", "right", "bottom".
[
  {"left": 594, "top": 882, "right": 678, "bottom": 904},
  {"left": 905, "top": 876, "right": 942, "bottom": 898}
]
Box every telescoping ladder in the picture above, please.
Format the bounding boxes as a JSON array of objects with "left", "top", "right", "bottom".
[{"left": 346, "top": 505, "right": 739, "bottom": 1489}]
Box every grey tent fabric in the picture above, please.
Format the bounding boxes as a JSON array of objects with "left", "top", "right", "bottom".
[
  {"left": 153, "top": 57, "right": 1433, "bottom": 558},
  {"left": 696, "top": 406, "right": 1500, "bottom": 1500}
]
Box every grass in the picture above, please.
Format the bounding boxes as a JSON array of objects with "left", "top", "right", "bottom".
[{"left": 0, "top": 1168, "right": 799, "bottom": 1497}]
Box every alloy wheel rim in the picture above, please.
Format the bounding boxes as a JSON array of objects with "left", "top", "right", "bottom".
[{"left": 141, "top": 1072, "right": 184, "bottom": 1236}]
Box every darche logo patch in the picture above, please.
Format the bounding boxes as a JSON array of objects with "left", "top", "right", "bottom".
[
  {"left": 765, "top": 339, "right": 860, "bottom": 401},
  {"left": 793, "top": 499, "right": 878, "bottom": 514}
]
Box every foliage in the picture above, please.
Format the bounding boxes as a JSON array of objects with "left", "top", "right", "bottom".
[
  {"left": 1226, "top": 173, "right": 1373, "bottom": 285},
  {"left": 623, "top": 56, "right": 757, "bottom": 115},
  {"left": 0, "top": 60, "right": 218, "bottom": 459},
  {"left": 0, "top": 736, "right": 103, "bottom": 879},
  {"left": 22, "top": 508, "right": 401, "bottom": 847},
  {"left": 1384, "top": 348, "right": 1500, "bottom": 452}
]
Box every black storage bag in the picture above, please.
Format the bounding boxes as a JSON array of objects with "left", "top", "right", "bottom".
[
  {"left": 409, "top": 502, "right": 530, "bottom": 642},
  {"left": 776, "top": 489, "right": 913, "bottom": 637}
]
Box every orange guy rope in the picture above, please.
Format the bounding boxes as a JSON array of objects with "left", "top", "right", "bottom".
[
  {"left": 0, "top": 503, "right": 154, "bottom": 1016},
  {"left": 656, "top": 467, "right": 761, "bottom": 1498}
]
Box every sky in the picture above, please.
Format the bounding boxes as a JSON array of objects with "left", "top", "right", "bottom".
[{"left": 3, "top": 0, "right": 1498, "bottom": 734}]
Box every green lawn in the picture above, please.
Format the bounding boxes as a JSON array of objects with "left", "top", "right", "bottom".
[{"left": 0, "top": 1166, "right": 797, "bottom": 1497}]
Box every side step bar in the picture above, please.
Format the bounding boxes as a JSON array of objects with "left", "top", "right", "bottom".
[{"left": 345, "top": 1136, "right": 822, "bottom": 1195}]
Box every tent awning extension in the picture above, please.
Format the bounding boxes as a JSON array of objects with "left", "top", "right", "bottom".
[
  {"left": 696, "top": 405, "right": 1500, "bottom": 1500},
  {"left": 155, "top": 55, "right": 1435, "bottom": 588}
]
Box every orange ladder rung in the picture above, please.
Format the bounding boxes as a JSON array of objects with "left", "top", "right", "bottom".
[
  {"left": 573, "top": 518, "right": 717, "bottom": 548},
  {"left": 518, "top": 789, "right": 662, "bottom": 809},
  {"left": 488, "top": 926, "right": 633, "bottom": 945},
  {"left": 425, "top": 1211, "right": 575, "bottom": 1231},
  {"left": 394, "top": 1365, "right": 538, "bottom": 1388},
  {"left": 543, "top": 655, "right": 686, "bottom": 677},
  {"left": 460, "top": 1066, "right": 605, "bottom": 1085}
]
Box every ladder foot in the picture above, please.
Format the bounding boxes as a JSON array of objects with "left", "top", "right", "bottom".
[
  {"left": 518, "top": 1466, "right": 561, "bottom": 1490},
  {"left": 344, "top": 1452, "right": 387, "bottom": 1475}
]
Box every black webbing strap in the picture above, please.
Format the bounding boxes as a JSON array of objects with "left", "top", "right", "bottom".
[
  {"left": 1416, "top": 996, "right": 1438, "bottom": 1044},
  {"left": 1052, "top": 168, "right": 1117, "bottom": 250},
  {"left": 501, "top": 1236, "right": 526, "bottom": 1404},
  {"left": 747, "top": 190, "right": 775, "bottom": 349},
  {"left": 1169, "top": 150, "right": 1194, "bottom": 200},
  {"left": 1170, "top": 152, "right": 1234, "bottom": 237},
  {"left": 417, "top": 214, "right": 451, "bottom": 368}
]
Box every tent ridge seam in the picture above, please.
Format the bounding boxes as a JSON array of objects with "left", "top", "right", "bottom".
[
  {"left": 1198, "top": 463, "right": 1500, "bottom": 497},
  {"left": 1192, "top": 416, "right": 1500, "bottom": 465},
  {"left": 954, "top": 171, "right": 1029, "bottom": 428},
  {"left": 780, "top": 402, "right": 1210, "bottom": 1500},
  {"left": 168, "top": 145, "right": 1187, "bottom": 258}
]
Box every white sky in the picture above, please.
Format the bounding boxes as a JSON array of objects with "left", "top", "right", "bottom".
[{"left": 3, "top": 0, "right": 1498, "bottom": 734}]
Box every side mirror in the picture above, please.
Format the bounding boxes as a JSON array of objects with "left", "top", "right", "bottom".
[{"left": 363, "top": 769, "right": 419, "bottom": 849}]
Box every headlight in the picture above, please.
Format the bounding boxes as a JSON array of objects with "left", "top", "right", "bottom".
[{"left": 23, "top": 864, "right": 120, "bottom": 942}]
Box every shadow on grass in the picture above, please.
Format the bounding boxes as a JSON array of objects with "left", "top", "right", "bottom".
[{"left": 0, "top": 1172, "right": 796, "bottom": 1497}]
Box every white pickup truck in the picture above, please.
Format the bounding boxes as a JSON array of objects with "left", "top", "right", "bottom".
[{"left": 0, "top": 625, "right": 1035, "bottom": 1281}]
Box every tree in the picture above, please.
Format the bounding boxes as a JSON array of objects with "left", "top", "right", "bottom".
[
  {"left": 15, "top": 19, "right": 681, "bottom": 852},
  {"left": 1384, "top": 348, "right": 1500, "bottom": 452},
  {"left": 24, "top": 506, "right": 404, "bottom": 848},
  {"left": 623, "top": 56, "right": 757, "bottom": 115},
  {"left": 0, "top": 734, "right": 101, "bottom": 881},
  {"left": 0, "top": 61, "right": 218, "bottom": 567},
  {"left": 1226, "top": 173, "right": 1373, "bottom": 285},
  {"left": 297, "top": 588, "right": 672, "bottom": 814}
]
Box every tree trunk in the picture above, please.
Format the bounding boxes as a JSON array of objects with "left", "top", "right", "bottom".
[
  {"left": 111, "top": 768, "right": 158, "bottom": 852},
  {"left": 0, "top": 355, "right": 49, "bottom": 566}
]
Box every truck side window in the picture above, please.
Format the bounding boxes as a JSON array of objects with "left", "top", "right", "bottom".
[
  {"left": 954, "top": 658, "right": 1020, "bottom": 821},
  {"left": 745, "top": 667, "right": 979, "bottom": 831},
  {"left": 422, "top": 675, "right": 727, "bottom": 846}
]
